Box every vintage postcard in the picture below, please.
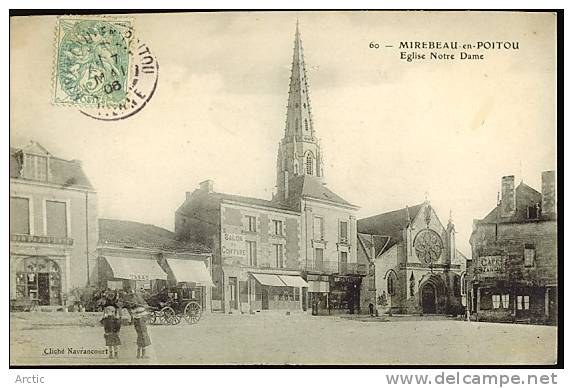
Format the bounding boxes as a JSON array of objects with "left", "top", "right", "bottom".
[{"left": 9, "top": 10, "right": 560, "bottom": 366}]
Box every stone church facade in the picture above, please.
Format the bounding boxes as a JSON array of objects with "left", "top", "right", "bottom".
[{"left": 358, "top": 202, "right": 466, "bottom": 315}]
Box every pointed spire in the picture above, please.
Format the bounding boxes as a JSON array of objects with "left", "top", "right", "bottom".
[{"left": 285, "top": 20, "right": 314, "bottom": 139}]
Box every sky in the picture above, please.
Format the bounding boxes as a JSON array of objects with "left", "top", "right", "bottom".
[{"left": 10, "top": 11, "right": 557, "bottom": 256}]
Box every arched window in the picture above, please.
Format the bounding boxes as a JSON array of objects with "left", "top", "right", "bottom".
[
  {"left": 304, "top": 118, "right": 309, "bottom": 131},
  {"left": 387, "top": 272, "right": 396, "bottom": 296},
  {"left": 305, "top": 153, "right": 314, "bottom": 175},
  {"left": 460, "top": 273, "right": 467, "bottom": 295},
  {"left": 409, "top": 273, "right": 415, "bottom": 297}
]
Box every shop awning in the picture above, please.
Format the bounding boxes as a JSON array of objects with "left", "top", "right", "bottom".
[
  {"left": 104, "top": 256, "right": 167, "bottom": 281},
  {"left": 278, "top": 275, "right": 308, "bottom": 288},
  {"left": 166, "top": 258, "right": 214, "bottom": 287},
  {"left": 251, "top": 273, "right": 286, "bottom": 287}
]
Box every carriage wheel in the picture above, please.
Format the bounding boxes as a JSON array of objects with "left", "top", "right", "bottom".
[
  {"left": 184, "top": 302, "right": 202, "bottom": 324},
  {"left": 149, "top": 311, "right": 158, "bottom": 325},
  {"left": 160, "top": 306, "right": 177, "bottom": 325}
]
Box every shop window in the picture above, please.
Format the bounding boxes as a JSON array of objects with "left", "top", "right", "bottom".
[
  {"left": 502, "top": 294, "right": 510, "bottom": 309},
  {"left": 10, "top": 197, "right": 30, "bottom": 235},
  {"left": 492, "top": 294, "right": 501, "bottom": 309},
  {"left": 15, "top": 257, "right": 61, "bottom": 305},
  {"left": 246, "top": 215, "right": 257, "bottom": 232},
  {"left": 46, "top": 200, "right": 67, "bottom": 237},
  {"left": 524, "top": 244, "right": 535, "bottom": 267},
  {"left": 272, "top": 219, "right": 283, "bottom": 236},
  {"left": 246, "top": 241, "right": 257, "bottom": 266},
  {"left": 313, "top": 216, "right": 324, "bottom": 240},
  {"left": 272, "top": 244, "right": 284, "bottom": 268},
  {"left": 517, "top": 295, "right": 530, "bottom": 310},
  {"left": 339, "top": 220, "right": 348, "bottom": 243},
  {"left": 23, "top": 154, "right": 48, "bottom": 181}
]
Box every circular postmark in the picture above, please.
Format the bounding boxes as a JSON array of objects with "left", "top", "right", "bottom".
[{"left": 79, "top": 39, "right": 159, "bottom": 121}]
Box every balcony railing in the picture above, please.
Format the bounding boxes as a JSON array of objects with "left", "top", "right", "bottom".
[
  {"left": 10, "top": 234, "right": 74, "bottom": 245},
  {"left": 305, "top": 260, "right": 367, "bottom": 275}
]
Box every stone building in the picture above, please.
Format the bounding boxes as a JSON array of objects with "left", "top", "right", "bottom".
[
  {"left": 468, "top": 172, "right": 558, "bottom": 324},
  {"left": 175, "top": 23, "right": 364, "bottom": 314},
  {"left": 10, "top": 142, "right": 98, "bottom": 308},
  {"left": 357, "top": 201, "right": 466, "bottom": 315},
  {"left": 175, "top": 181, "right": 306, "bottom": 313}
]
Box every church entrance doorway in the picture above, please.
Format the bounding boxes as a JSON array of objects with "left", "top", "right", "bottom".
[{"left": 421, "top": 283, "right": 437, "bottom": 314}]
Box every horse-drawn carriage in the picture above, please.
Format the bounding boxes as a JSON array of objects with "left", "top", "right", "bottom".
[
  {"left": 144, "top": 287, "right": 202, "bottom": 325},
  {"left": 94, "top": 286, "right": 202, "bottom": 325}
]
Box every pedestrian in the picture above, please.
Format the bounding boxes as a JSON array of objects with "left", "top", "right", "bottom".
[
  {"left": 100, "top": 305, "right": 121, "bottom": 359},
  {"left": 368, "top": 302, "right": 375, "bottom": 317},
  {"left": 131, "top": 306, "right": 151, "bottom": 359}
]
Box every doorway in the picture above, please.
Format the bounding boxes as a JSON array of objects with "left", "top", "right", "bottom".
[
  {"left": 229, "top": 277, "right": 238, "bottom": 310},
  {"left": 421, "top": 283, "right": 437, "bottom": 313},
  {"left": 37, "top": 273, "right": 50, "bottom": 306}
]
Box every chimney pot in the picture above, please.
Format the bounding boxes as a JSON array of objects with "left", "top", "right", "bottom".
[
  {"left": 500, "top": 175, "right": 516, "bottom": 218},
  {"left": 185, "top": 191, "right": 191, "bottom": 200}
]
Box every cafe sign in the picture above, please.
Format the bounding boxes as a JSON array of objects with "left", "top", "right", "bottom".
[
  {"left": 479, "top": 255, "right": 504, "bottom": 275},
  {"left": 221, "top": 230, "right": 246, "bottom": 259}
]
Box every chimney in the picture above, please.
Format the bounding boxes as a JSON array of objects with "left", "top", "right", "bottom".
[
  {"left": 500, "top": 175, "right": 515, "bottom": 218},
  {"left": 199, "top": 180, "right": 214, "bottom": 193},
  {"left": 541, "top": 170, "right": 556, "bottom": 215},
  {"left": 185, "top": 191, "right": 191, "bottom": 200}
]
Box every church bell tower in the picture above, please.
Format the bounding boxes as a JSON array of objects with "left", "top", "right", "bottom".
[{"left": 276, "top": 21, "right": 324, "bottom": 201}]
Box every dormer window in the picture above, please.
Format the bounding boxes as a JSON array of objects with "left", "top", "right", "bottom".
[
  {"left": 526, "top": 204, "right": 539, "bottom": 220},
  {"left": 23, "top": 154, "right": 48, "bottom": 181}
]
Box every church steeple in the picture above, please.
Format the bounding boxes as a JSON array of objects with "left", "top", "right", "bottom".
[{"left": 276, "top": 21, "right": 324, "bottom": 201}]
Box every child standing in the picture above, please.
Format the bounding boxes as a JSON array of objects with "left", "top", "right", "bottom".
[
  {"left": 100, "top": 305, "right": 121, "bottom": 359},
  {"left": 131, "top": 306, "right": 151, "bottom": 359}
]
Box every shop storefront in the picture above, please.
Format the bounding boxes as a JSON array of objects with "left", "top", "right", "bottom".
[
  {"left": 249, "top": 273, "right": 308, "bottom": 312},
  {"left": 12, "top": 256, "right": 64, "bottom": 306},
  {"left": 329, "top": 275, "right": 361, "bottom": 314},
  {"left": 98, "top": 255, "right": 167, "bottom": 293}
]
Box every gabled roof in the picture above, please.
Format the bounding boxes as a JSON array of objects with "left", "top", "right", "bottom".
[
  {"left": 99, "top": 218, "right": 211, "bottom": 254},
  {"left": 480, "top": 182, "right": 547, "bottom": 224},
  {"left": 10, "top": 144, "right": 93, "bottom": 189},
  {"left": 282, "top": 175, "right": 356, "bottom": 210},
  {"left": 357, "top": 203, "right": 425, "bottom": 241}
]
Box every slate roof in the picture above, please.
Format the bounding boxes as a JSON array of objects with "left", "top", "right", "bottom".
[
  {"left": 281, "top": 175, "right": 356, "bottom": 210},
  {"left": 357, "top": 203, "right": 425, "bottom": 241},
  {"left": 99, "top": 218, "right": 211, "bottom": 254},
  {"left": 10, "top": 145, "right": 93, "bottom": 189}
]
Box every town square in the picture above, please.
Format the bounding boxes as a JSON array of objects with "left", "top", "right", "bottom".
[{"left": 9, "top": 11, "right": 559, "bottom": 366}]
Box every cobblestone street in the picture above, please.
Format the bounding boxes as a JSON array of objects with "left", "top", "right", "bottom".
[{"left": 10, "top": 312, "right": 558, "bottom": 365}]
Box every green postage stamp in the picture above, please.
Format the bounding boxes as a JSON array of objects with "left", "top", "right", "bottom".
[{"left": 53, "top": 17, "right": 134, "bottom": 107}]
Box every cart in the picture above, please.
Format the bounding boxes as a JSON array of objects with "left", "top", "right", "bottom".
[{"left": 144, "top": 287, "right": 202, "bottom": 325}]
